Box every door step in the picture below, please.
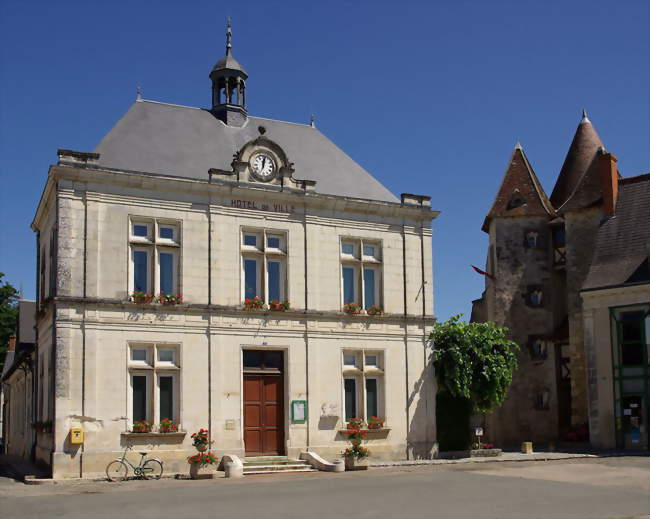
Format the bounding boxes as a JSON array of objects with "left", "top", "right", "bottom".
[{"left": 243, "top": 457, "right": 317, "bottom": 475}]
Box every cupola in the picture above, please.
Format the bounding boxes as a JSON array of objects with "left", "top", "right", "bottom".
[{"left": 210, "top": 19, "right": 248, "bottom": 126}]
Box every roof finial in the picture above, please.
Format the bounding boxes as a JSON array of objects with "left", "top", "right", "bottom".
[
  {"left": 515, "top": 141, "right": 523, "bottom": 150},
  {"left": 581, "top": 108, "right": 590, "bottom": 123},
  {"left": 310, "top": 113, "right": 316, "bottom": 128},
  {"left": 136, "top": 86, "right": 142, "bottom": 101},
  {"left": 226, "top": 17, "right": 232, "bottom": 56}
]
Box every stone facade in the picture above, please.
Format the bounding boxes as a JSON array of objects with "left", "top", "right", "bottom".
[
  {"left": 28, "top": 159, "right": 437, "bottom": 478},
  {"left": 18, "top": 28, "right": 439, "bottom": 477},
  {"left": 472, "top": 114, "right": 627, "bottom": 447}
]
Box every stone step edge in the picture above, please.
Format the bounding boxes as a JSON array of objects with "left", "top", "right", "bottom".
[
  {"left": 243, "top": 464, "right": 312, "bottom": 471},
  {"left": 244, "top": 468, "right": 319, "bottom": 475}
]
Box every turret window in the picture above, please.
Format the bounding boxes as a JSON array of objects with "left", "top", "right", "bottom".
[
  {"left": 524, "top": 231, "right": 539, "bottom": 248},
  {"left": 525, "top": 286, "right": 543, "bottom": 307}
]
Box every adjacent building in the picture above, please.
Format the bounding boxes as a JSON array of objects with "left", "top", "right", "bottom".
[
  {"left": 12, "top": 25, "right": 438, "bottom": 477},
  {"left": 472, "top": 112, "right": 649, "bottom": 449}
]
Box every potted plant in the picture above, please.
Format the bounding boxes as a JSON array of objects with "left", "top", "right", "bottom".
[
  {"left": 366, "top": 305, "right": 382, "bottom": 316},
  {"left": 343, "top": 445, "right": 370, "bottom": 470},
  {"left": 269, "top": 300, "right": 290, "bottom": 311},
  {"left": 367, "top": 416, "right": 384, "bottom": 430},
  {"left": 343, "top": 302, "right": 362, "bottom": 314},
  {"left": 131, "top": 291, "right": 155, "bottom": 304},
  {"left": 159, "top": 418, "right": 179, "bottom": 433},
  {"left": 243, "top": 296, "right": 265, "bottom": 310},
  {"left": 132, "top": 420, "right": 153, "bottom": 433},
  {"left": 187, "top": 451, "right": 218, "bottom": 479},
  {"left": 158, "top": 293, "right": 183, "bottom": 305},
  {"left": 190, "top": 428, "right": 212, "bottom": 452}
]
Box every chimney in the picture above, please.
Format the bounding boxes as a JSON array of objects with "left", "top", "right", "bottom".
[
  {"left": 8, "top": 335, "right": 16, "bottom": 352},
  {"left": 599, "top": 147, "right": 618, "bottom": 217}
]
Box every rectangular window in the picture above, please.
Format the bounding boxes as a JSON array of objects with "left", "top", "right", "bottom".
[
  {"left": 244, "top": 258, "right": 259, "bottom": 299},
  {"left": 133, "top": 250, "right": 150, "bottom": 292},
  {"left": 343, "top": 266, "right": 356, "bottom": 303},
  {"left": 364, "top": 268, "right": 376, "bottom": 309},
  {"left": 365, "top": 353, "right": 378, "bottom": 367},
  {"left": 342, "top": 350, "right": 384, "bottom": 423},
  {"left": 132, "top": 348, "right": 148, "bottom": 363},
  {"left": 267, "top": 235, "right": 282, "bottom": 250},
  {"left": 157, "top": 348, "right": 175, "bottom": 364},
  {"left": 132, "top": 223, "right": 150, "bottom": 239},
  {"left": 159, "top": 251, "right": 175, "bottom": 294},
  {"left": 159, "top": 375, "right": 174, "bottom": 421},
  {"left": 243, "top": 234, "right": 258, "bottom": 247},
  {"left": 340, "top": 238, "right": 382, "bottom": 310},
  {"left": 129, "top": 218, "right": 181, "bottom": 296},
  {"left": 129, "top": 344, "right": 180, "bottom": 427},
  {"left": 366, "top": 378, "right": 378, "bottom": 418},
  {"left": 132, "top": 375, "right": 148, "bottom": 422},
  {"left": 159, "top": 226, "right": 175, "bottom": 241},
  {"left": 241, "top": 229, "right": 288, "bottom": 304},
  {"left": 342, "top": 243, "right": 355, "bottom": 256},
  {"left": 344, "top": 378, "right": 357, "bottom": 421},
  {"left": 267, "top": 259, "right": 282, "bottom": 301}
]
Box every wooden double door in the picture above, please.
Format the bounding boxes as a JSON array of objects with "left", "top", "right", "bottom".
[{"left": 243, "top": 374, "right": 284, "bottom": 455}]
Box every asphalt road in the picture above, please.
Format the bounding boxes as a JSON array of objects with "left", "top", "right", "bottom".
[{"left": 1, "top": 457, "right": 649, "bottom": 519}]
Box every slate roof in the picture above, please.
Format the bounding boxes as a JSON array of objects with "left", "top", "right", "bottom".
[
  {"left": 550, "top": 113, "right": 604, "bottom": 209},
  {"left": 93, "top": 100, "right": 399, "bottom": 203},
  {"left": 482, "top": 144, "right": 554, "bottom": 232},
  {"left": 582, "top": 173, "right": 650, "bottom": 290}
]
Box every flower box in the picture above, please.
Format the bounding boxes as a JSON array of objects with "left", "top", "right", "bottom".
[
  {"left": 131, "top": 292, "right": 155, "bottom": 304},
  {"left": 343, "top": 303, "right": 362, "bottom": 314},
  {"left": 243, "top": 297, "right": 265, "bottom": 310},
  {"left": 269, "top": 300, "right": 290, "bottom": 311},
  {"left": 159, "top": 418, "right": 179, "bottom": 433},
  {"left": 158, "top": 293, "right": 183, "bottom": 305},
  {"left": 367, "top": 416, "right": 384, "bottom": 429},
  {"left": 131, "top": 420, "right": 153, "bottom": 433},
  {"left": 366, "top": 305, "right": 383, "bottom": 316}
]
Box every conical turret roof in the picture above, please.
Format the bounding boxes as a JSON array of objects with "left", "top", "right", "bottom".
[{"left": 550, "top": 111, "right": 604, "bottom": 208}]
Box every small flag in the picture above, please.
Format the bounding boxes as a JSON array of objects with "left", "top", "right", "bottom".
[{"left": 471, "top": 265, "right": 494, "bottom": 280}]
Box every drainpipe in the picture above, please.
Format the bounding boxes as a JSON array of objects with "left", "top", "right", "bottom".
[
  {"left": 401, "top": 218, "right": 410, "bottom": 460},
  {"left": 303, "top": 201, "right": 310, "bottom": 451},
  {"left": 80, "top": 190, "right": 88, "bottom": 478},
  {"left": 207, "top": 189, "right": 213, "bottom": 443}
]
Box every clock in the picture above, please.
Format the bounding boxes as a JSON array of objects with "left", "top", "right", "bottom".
[{"left": 250, "top": 153, "right": 276, "bottom": 180}]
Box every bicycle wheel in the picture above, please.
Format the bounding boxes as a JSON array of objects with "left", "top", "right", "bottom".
[
  {"left": 106, "top": 460, "right": 129, "bottom": 482},
  {"left": 141, "top": 459, "right": 163, "bottom": 480}
]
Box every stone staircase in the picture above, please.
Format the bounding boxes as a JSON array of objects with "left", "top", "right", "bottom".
[{"left": 242, "top": 456, "right": 318, "bottom": 475}]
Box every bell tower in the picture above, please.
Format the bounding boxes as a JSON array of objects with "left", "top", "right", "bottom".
[{"left": 209, "top": 19, "right": 248, "bottom": 126}]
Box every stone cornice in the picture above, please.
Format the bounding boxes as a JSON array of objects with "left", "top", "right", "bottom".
[
  {"left": 51, "top": 296, "right": 436, "bottom": 325},
  {"left": 43, "top": 164, "right": 439, "bottom": 222}
]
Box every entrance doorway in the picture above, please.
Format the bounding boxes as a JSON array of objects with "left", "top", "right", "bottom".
[{"left": 242, "top": 350, "right": 285, "bottom": 456}]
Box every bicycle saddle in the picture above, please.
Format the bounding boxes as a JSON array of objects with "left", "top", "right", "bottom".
[{"left": 138, "top": 452, "right": 148, "bottom": 456}]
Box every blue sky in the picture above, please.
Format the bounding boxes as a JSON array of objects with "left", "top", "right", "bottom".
[{"left": 1, "top": 0, "right": 648, "bottom": 320}]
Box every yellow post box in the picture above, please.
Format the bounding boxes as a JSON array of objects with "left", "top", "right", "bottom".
[{"left": 70, "top": 427, "right": 84, "bottom": 444}]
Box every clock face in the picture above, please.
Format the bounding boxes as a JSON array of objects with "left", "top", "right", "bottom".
[{"left": 251, "top": 153, "right": 276, "bottom": 180}]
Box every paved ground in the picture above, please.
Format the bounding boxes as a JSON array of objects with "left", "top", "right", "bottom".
[{"left": 1, "top": 456, "right": 648, "bottom": 519}]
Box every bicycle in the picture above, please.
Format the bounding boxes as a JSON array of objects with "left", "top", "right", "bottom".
[{"left": 106, "top": 445, "right": 164, "bottom": 481}]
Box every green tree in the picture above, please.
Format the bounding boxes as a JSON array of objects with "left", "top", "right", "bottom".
[
  {"left": 0, "top": 273, "right": 19, "bottom": 373},
  {"left": 431, "top": 315, "right": 519, "bottom": 413}
]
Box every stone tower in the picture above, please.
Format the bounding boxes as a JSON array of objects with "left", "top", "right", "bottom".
[{"left": 472, "top": 112, "right": 613, "bottom": 445}]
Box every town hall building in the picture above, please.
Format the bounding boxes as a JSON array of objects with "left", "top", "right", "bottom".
[{"left": 18, "top": 24, "right": 438, "bottom": 477}]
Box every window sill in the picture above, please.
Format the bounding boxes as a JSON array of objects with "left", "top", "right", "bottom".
[
  {"left": 121, "top": 431, "right": 187, "bottom": 440},
  {"left": 339, "top": 428, "right": 391, "bottom": 438}
]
